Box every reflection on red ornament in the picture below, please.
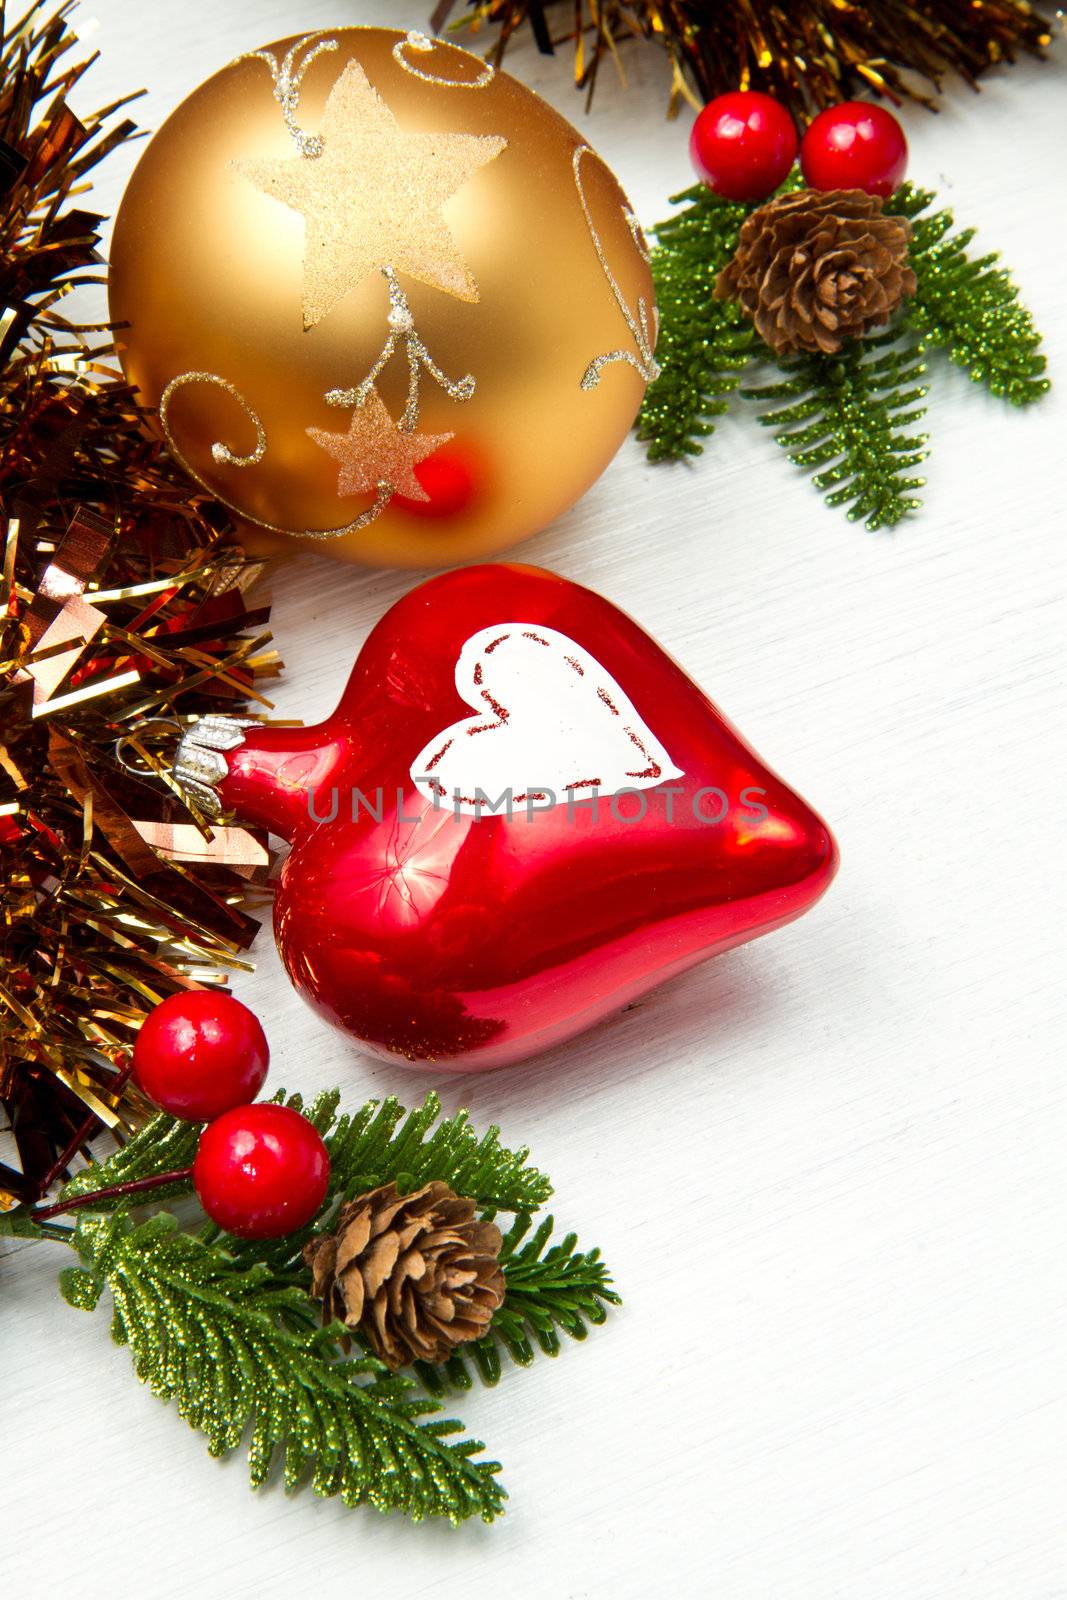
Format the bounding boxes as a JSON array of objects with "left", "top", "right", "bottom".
[{"left": 394, "top": 443, "right": 480, "bottom": 520}]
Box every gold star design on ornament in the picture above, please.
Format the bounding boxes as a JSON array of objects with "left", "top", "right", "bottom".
[
  {"left": 233, "top": 58, "right": 507, "bottom": 328},
  {"left": 307, "top": 388, "right": 452, "bottom": 503}
]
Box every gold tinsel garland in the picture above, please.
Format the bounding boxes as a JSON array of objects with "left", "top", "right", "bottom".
[
  {"left": 0, "top": 1, "right": 276, "bottom": 1203},
  {"left": 444, "top": 0, "right": 1054, "bottom": 117}
]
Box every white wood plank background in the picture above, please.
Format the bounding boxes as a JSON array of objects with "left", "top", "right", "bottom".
[{"left": 4, "top": 5, "right": 1065, "bottom": 1596}]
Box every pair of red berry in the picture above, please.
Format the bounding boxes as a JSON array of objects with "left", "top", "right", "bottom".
[
  {"left": 690, "top": 92, "right": 908, "bottom": 204},
  {"left": 133, "top": 991, "right": 329, "bottom": 1239}
]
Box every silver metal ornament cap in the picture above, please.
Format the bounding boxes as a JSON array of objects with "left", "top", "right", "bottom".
[{"left": 173, "top": 716, "right": 254, "bottom": 820}]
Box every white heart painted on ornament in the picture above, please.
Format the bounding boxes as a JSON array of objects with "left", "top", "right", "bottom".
[{"left": 410, "top": 623, "right": 684, "bottom": 815}]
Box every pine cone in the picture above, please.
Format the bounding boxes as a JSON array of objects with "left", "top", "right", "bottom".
[
  {"left": 716, "top": 188, "right": 916, "bottom": 356},
  {"left": 303, "top": 1181, "right": 505, "bottom": 1369}
]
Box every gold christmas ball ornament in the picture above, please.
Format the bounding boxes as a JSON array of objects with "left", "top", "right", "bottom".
[{"left": 109, "top": 28, "right": 658, "bottom": 568}]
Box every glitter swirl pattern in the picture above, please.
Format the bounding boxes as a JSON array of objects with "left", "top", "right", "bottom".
[
  {"left": 573, "top": 145, "right": 660, "bottom": 392},
  {"left": 236, "top": 36, "right": 338, "bottom": 158},
  {"left": 158, "top": 371, "right": 394, "bottom": 540},
  {"left": 392, "top": 30, "right": 496, "bottom": 88},
  {"left": 325, "top": 267, "right": 476, "bottom": 422},
  {"left": 160, "top": 372, "right": 267, "bottom": 467}
]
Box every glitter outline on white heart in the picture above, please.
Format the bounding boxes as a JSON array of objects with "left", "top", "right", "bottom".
[{"left": 410, "top": 622, "right": 684, "bottom": 816}]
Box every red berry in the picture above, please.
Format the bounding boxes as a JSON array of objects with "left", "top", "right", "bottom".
[
  {"left": 800, "top": 102, "right": 908, "bottom": 197},
  {"left": 193, "top": 1103, "right": 330, "bottom": 1239},
  {"left": 133, "top": 990, "right": 269, "bottom": 1122},
  {"left": 689, "top": 92, "right": 798, "bottom": 203}
]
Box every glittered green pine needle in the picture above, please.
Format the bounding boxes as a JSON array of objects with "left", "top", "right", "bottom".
[
  {"left": 62, "top": 1209, "right": 505, "bottom": 1524},
  {"left": 887, "top": 184, "right": 1049, "bottom": 405},
  {"left": 636, "top": 182, "right": 757, "bottom": 459},
  {"left": 59, "top": 1109, "right": 201, "bottom": 1208},
  {"left": 743, "top": 332, "right": 930, "bottom": 531},
  {"left": 637, "top": 176, "right": 1048, "bottom": 528}
]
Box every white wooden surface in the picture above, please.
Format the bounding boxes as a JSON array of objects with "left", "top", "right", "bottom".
[{"left": 5, "top": 6, "right": 1066, "bottom": 1596}]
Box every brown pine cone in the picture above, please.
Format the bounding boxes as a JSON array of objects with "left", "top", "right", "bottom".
[
  {"left": 303, "top": 1180, "right": 505, "bottom": 1369},
  {"left": 716, "top": 188, "right": 916, "bottom": 357}
]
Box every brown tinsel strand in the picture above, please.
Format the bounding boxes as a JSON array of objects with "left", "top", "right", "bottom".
[
  {"left": 0, "top": 2, "right": 276, "bottom": 1203},
  {"left": 716, "top": 188, "right": 917, "bottom": 357},
  {"left": 447, "top": 1, "right": 1053, "bottom": 118},
  {"left": 304, "top": 1181, "right": 506, "bottom": 1369}
]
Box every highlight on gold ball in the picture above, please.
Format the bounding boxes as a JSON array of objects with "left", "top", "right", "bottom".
[{"left": 108, "top": 27, "right": 658, "bottom": 568}]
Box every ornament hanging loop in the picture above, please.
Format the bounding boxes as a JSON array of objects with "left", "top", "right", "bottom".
[{"left": 114, "top": 717, "right": 186, "bottom": 781}]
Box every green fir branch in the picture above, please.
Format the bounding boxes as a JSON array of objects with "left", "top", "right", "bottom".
[
  {"left": 635, "top": 175, "right": 1046, "bottom": 528},
  {"left": 415, "top": 1212, "right": 620, "bottom": 1396},
  {"left": 636, "top": 182, "right": 756, "bottom": 459},
  {"left": 888, "top": 183, "right": 1048, "bottom": 405},
  {"left": 636, "top": 175, "right": 804, "bottom": 461},
  {"left": 743, "top": 332, "right": 930, "bottom": 530},
  {"left": 322, "top": 1091, "right": 552, "bottom": 1213},
  {"left": 45, "top": 1091, "right": 611, "bottom": 1403},
  {"left": 23, "top": 1093, "right": 614, "bottom": 1525},
  {"left": 62, "top": 1208, "right": 505, "bottom": 1524}
]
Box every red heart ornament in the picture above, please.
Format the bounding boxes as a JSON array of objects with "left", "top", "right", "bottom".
[{"left": 208, "top": 565, "right": 837, "bottom": 1069}]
